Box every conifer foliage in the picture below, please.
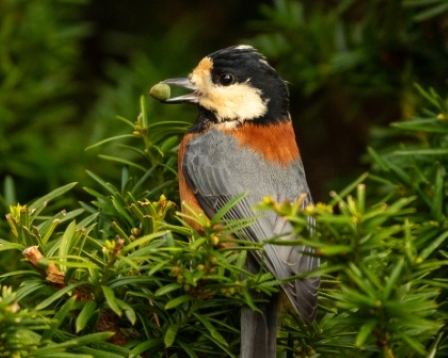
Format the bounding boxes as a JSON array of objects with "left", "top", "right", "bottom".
[{"left": 1, "top": 87, "right": 447, "bottom": 357}]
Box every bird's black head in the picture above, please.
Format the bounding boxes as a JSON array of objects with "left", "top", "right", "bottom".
[{"left": 161, "top": 45, "right": 290, "bottom": 126}]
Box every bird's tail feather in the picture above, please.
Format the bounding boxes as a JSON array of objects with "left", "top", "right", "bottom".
[
  {"left": 241, "top": 253, "right": 280, "bottom": 358},
  {"left": 241, "top": 294, "right": 279, "bottom": 358}
]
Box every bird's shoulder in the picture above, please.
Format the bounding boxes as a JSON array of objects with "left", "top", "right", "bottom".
[
  {"left": 182, "top": 119, "right": 300, "bottom": 165},
  {"left": 180, "top": 120, "right": 309, "bottom": 203}
]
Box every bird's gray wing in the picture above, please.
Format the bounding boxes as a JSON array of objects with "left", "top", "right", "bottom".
[{"left": 183, "top": 127, "right": 319, "bottom": 323}]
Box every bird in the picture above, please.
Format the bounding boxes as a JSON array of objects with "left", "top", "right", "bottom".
[{"left": 158, "top": 45, "right": 319, "bottom": 358}]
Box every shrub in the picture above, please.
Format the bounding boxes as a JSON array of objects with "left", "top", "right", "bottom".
[{"left": 1, "top": 85, "right": 447, "bottom": 357}]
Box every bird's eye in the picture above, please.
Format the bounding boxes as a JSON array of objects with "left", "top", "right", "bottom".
[{"left": 219, "top": 73, "right": 234, "bottom": 86}]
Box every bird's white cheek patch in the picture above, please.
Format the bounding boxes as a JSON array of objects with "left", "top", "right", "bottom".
[{"left": 199, "top": 82, "right": 268, "bottom": 122}]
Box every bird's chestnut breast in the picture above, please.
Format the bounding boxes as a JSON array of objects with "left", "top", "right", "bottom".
[{"left": 220, "top": 120, "right": 300, "bottom": 166}]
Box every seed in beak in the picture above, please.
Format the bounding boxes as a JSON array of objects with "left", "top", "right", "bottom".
[{"left": 149, "top": 83, "right": 171, "bottom": 101}]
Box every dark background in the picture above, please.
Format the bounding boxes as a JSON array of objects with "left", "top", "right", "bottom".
[{"left": 1, "top": 0, "right": 447, "bottom": 206}]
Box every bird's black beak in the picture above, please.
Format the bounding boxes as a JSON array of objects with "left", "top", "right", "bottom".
[{"left": 160, "top": 77, "right": 200, "bottom": 104}]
